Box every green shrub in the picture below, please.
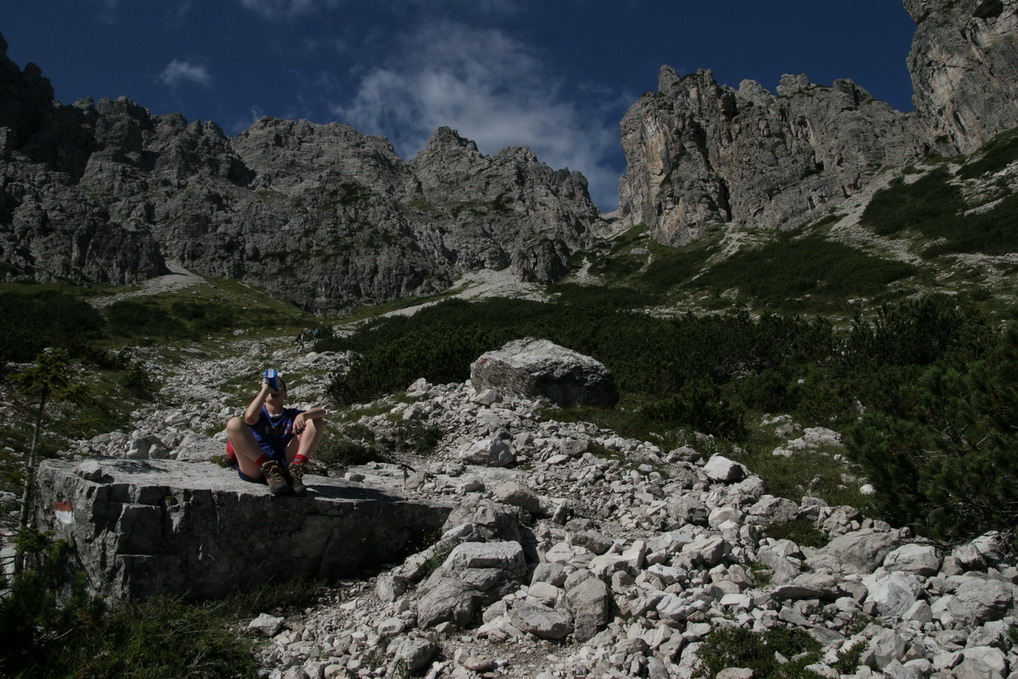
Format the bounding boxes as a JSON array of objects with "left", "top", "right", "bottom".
[
  {"left": 860, "top": 169, "right": 965, "bottom": 237},
  {"left": 846, "top": 324, "right": 1018, "bottom": 540},
  {"left": 921, "top": 193, "right": 1018, "bottom": 257},
  {"left": 387, "top": 420, "right": 444, "bottom": 455},
  {"left": 861, "top": 158, "right": 1018, "bottom": 256},
  {"left": 696, "top": 626, "right": 823, "bottom": 679},
  {"left": 689, "top": 235, "right": 917, "bottom": 310},
  {"left": 315, "top": 426, "right": 383, "bottom": 466},
  {"left": 170, "top": 300, "right": 238, "bottom": 333},
  {"left": 640, "top": 379, "right": 746, "bottom": 440},
  {"left": 105, "top": 299, "right": 182, "bottom": 339},
  {"left": 957, "top": 128, "right": 1018, "bottom": 179},
  {"left": 118, "top": 361, "right": 157, "bottom": 400},
  {"left": 0, "top": 290, "right": 105, "bottom": 362},
  {"left": 842, "top": 297, "right": 980, "bottom": 367}
]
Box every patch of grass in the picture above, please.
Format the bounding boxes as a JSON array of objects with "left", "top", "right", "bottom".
[
  {"left": 315, "top": 425, "right": 384, "bottom": 466},
  {"left": 745, "top": 561, "right": 773, "bottom": 587},
  {"left": 386, "top": 420, "right": 444, "bottom": 455},
  {"left": 832, "top": 641, "right": 866, "bottom": 675},
  {"left": 637, "top": 244, "right": 716, "bottom": 295},
  {"left": 738, "top": 430, "right": 868, "bottom": 510},
  {"left": 762, "top": 519, "right": 830, "bottom": 548},
  {"left": 549, "top": 283, "right": 652, "bottom": 309},
  {"left": 333, "top": 286, "right": 461, "bottom": 326},
  {"left": 588, "top": 252, "right": 646, "bottom": 279}
]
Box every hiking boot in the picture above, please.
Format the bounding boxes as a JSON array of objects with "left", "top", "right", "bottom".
[
  {"left": 261, "top": 460, "right": 290, "bottom": 495},
  {"left": 289, "top": 461, "right": 307, "bottom": 496}
]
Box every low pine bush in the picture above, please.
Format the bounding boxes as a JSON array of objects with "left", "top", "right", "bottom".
[
  {"left": 696, "top": 626, "right": 823, "bottom": 679},
  {"left": 0, "top": 290, "right": 105, "bottom": 362}
]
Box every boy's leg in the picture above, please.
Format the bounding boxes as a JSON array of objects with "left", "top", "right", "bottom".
[
  {"left": 286, "top": 418, "right": 326, "bottom": 465},
  {"left": 226, "top": 417, "right": 271, "bottom": 480},
  {"left": 285, "top": 419, "right": 325, "bottom": 496}
]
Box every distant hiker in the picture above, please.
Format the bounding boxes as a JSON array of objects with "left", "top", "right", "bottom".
[
  {"left": 295, "top": 330, "right": 306, "bottom": 348},
  {"left": 225, "top": 371, "right": 326, "bottom": 495},
  {"left": 312, "top": 327, "right": 321, "bottom": 340}
]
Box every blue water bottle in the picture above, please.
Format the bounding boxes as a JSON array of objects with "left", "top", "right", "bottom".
[{"left": 264, "top": 368, "right": 281, "bottom": 392}]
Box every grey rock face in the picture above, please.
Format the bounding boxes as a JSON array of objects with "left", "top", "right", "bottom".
[
  {"left": 0, "top": 37, "right": 603, "bottom": 310},
  {"left": 509, "top": 600, "right": 573, "bottom": 640},
  {"left": 33, "top": 458, "right": 451, "bottom": 600},
  {"left": 812, "top": 528, "right": 901, "bottom": 574},
  {"left": 617, "top": 67, "right": 925, "bottom": 244},
  {"left": 564, "top": 576, "right": 613, "bottom": 641},
  {"left": 907, "top": 0, "right": 1018, "bottom": 154},
  {"left": 470, "top": 338, "right": 619, "bottom": 408},
  {"left": 416, "top": 541, "right": 526, "bottom": 628}
]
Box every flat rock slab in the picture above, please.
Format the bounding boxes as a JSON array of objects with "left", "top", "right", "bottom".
[{"left": 35, "top": 458, "right": 453, "bottom": 600}]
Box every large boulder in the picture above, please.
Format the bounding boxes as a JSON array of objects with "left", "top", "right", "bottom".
[
  {"left": 470, "top": 338, "right": 619, "bottom": 408},
  {"left": 416, "top": 541, "right": 527, "bottom": 629},
  {"left": 34, "top": 458, "right": 452, "bottom": 600},
  {"left": 809, "top": 528, "right": 901, "bottom": 575}
]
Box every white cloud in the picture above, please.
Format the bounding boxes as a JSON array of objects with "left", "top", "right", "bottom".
[
  {"left": 236, "top": 0, "right": 339, "bottom": 20},
  {"left": 90, "top": 0, "right": 119, "bottom": 22},
  {"left": 400, "top": 0, "right": 520, "bottom": 15},
  {"left": 332, "top": 22, "right": 620, "bottom": 211},
  {"left": 159, "top": 59, "right": 212, "bottom": 87}
]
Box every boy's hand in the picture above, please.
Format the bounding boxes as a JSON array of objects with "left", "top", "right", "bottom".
[{"left": 292, "top": 413, "right": 306, "bottom": 434}]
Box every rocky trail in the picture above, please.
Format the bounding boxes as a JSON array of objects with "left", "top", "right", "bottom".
[{"left": 50, "top": 326, "right": 1018, "bottom": 679}]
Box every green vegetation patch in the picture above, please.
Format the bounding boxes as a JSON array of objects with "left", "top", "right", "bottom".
[
  {"left": 861, "top": 169, "right": 965, "bottom": 237},
  {"left": 689, "top": 235, "right": 917, "bottom": 310},
  {"left": 762, "top": 519, "right": 830, "bottom": 548},
  {"left": 922, "top": 193, "right": 1018, "bottom": 257},
  {"left": 0, "top": 290, "right": 105, "bottom": 362},
  {"left": 957, "top": 127, "right": 1018, "bottom": 179},
  {"left": 2, "top": 531, "right": 325, "bottom": 679},
  {"left": 696, "top": 626, "right": 823, "bottom": 679},
  {"left": 103, "top": 278, "right": 312, "bottom": 343},
  {"left": 862, "top": 162, "right": 1018, "bottom": 257},
  {"left": 577, "top": 223, "right": 717, "bottom": 301}
]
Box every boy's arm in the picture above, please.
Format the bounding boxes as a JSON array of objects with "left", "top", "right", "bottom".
[
  {"left": 243, "top": 383, "right": 271, "bottom": 425},
  {"left": 292, "top": 407, "right": 326, "bottom": 434}
]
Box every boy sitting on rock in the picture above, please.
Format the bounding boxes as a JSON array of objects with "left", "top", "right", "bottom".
[{"left": 225, "top": 373, "right": 326, "bottom": 495}]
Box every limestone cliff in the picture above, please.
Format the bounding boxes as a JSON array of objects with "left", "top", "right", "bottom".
[
  {"left": 617, "top": 69, "right": 925, "bottom": 244},
  {"left": 0, "top": 35, "right": 168, "bottom": 284},
  {"left": 617, "top": 0, "right": 1018, "bottom": 245},
  {"left": 907, "top": 0, "right": 1018, "bottom": 154},
  {"left": 0, "top": 35, "right": 602, "bottom": 311}
]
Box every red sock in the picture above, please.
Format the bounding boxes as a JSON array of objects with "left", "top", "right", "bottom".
[
  {"left": 256, "top": 454, "right": 270, "bottom": 465},
  {"left": 293, "top": 454, "right": 309, "bottom": 466}
]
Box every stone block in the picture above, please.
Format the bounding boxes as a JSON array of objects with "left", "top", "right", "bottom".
[{"left": 34, "top": 458, "right": 452, "bottom": 600}]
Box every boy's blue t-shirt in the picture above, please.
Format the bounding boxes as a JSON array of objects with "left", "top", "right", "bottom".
[{"left": 250, "top": 406, "right": 305, "bottom": 459}]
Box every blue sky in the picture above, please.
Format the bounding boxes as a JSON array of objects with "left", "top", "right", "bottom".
[{"left": 3, "top": 1, "right": 917, "bottom": 211}]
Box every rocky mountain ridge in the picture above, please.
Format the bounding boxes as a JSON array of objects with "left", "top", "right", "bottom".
[
  {"left": 617, "top": 0, "right": 1018, "bottom": 244},
  {"left": 3, "top": 0, "right": 1018, "bottom": 310},
  {"left": 0, "top": 34, "right": 600, "bottom": 311}
]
